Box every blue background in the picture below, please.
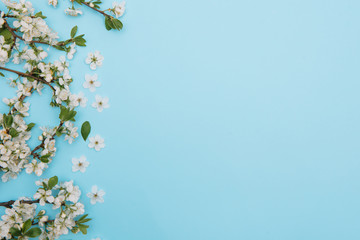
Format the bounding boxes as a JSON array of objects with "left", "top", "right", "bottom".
[{"left": 1, "top": 0, "right": 360, "bottom": 239}]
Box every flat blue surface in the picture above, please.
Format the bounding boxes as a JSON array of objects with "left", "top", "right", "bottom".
[{"left": 1, "top": 0, "right": 360, "bottom": 239}]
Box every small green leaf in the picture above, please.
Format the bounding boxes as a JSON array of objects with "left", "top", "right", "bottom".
[
  {"left": 47, "top": 176, "right": 58, "bottom": 190},
  {"left": 9, "top": 128, "right": 19, "bottom": 138},
  {"left": 0, "top": 28, "right": 13, "bottom": 41},
  {"left": 3, "top": 114, "right": 13, "bottom": 128},
  {"left": 59, "top": 107, "right": 77, "bottom": 121},
  {"left": 71, "top": 25, "right": 78, "bottom": 38},
  {"left": 66, "top": 110, "right": 77, "bottom": 121},
  {"left": 77, "top": 214, "right": 92, "bottom": 223},
  {"left": 59, "top": 106, "right": 68, "bottom": 121},
  {"left": 105, "top": 16, "right": 123, "bottom": 31},
  {"left": 74, "top": 35, "right": 86, "bottom": 46},
  {"left": 78, "top": 223, "right": 89, "bottom": 234},
  {"left": 10, "top": 227, "right": 22, "bottom": 237},
  {"left": 112, "top": 18, "right": 123, "bottom": 30},
  {"left": 25, "top": 227, "right": 42, "bottom": 238},
  {"left": 77, "top": 214, "right": 88, "bottom": 222},
  {"left": 34, "top": 11, "right": 47, "bottom": 19},
  {"left": 55, "top": 130, "right": 63, "bottom": 137},
  {"left": 39, "top": 153, "right": 51, "bottom": 163},
  {"left": 22, "top": 219, "right": 32, "bottom": 233},
  {"left": 81, "top": 121, "right": 91, "bottom": 141},
  {"left": 27, "top": 123, "right": 35, "bottom": 131},
  {"left": 53, "top": 44, "right": 66, "bottom": 51}
]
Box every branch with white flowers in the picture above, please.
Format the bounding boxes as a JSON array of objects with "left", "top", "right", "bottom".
[
  {"left": 49, "top": 0, "right": 126, "bottom": 31},
  {"left": 0, "top": 0, "right": 92, "bottom": 182},
  {"left": 0, "top": 177, "right": 92, "bottom": 239},
  {"left": 0, "top": 0, "right": 116, "bottom": 239}
]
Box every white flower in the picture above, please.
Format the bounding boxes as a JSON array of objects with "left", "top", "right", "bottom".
[
  {"left": 25, "top": 160, "right": 46, "bottom": 176},
  {"left": 72, "top": 156, "right": 89, "bottom": 173},
  {"left": 87, "top": 185, "right": 105, "bottom": 204},
  {"left": 88, "top": 135, "right": 105, "bottom": 151},
  {"left": 14, "top": 101, "right": 30, "bottom": 116},
  {"left": 92, "top": 95, "right": 109, "bottom": 112},
  {"left": 112, "top": 1, "right": 126, "bottom": 17},
  {"left": 85, "top": 51, "right": 104, "bottom": 70},
  {"left": 64, "top": 121, "right": 79, "bottom": 144},
  {"left": 48, "top": 0, "right": 57, "bottom": 7},
  {"left": 65, "top": 8, "right": 83, "bottom": 16},
  {"left": 67, "top": 43, "right": 76, "bottom": 59},
  {"left": 33, "top": 189, "right": 55, "bottom": 206},
  {"left": 69, "top": 92, "right": 88, "bottom": 108},
  {"left": 83, "top": 74, "right": 101, "bottom": 92}
]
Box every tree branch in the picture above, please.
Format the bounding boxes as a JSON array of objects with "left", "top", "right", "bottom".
[
  {"left": 0, "top": 66, "right": 55, "bottom": 92},
  {"left": 82, "top": 1, "right": 113, "bottom": 18},
  {"left": 30, "top": 121, "right": 64, "bottom": 158},
  {"left": 4, "top": 20, "right": 66, "bottom": 47},
  {"left": 0, "top": 199, "right": 39, "bottom": 208}
]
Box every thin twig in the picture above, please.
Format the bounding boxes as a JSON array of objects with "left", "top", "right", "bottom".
[
  {"left": 4, "top": 20, "right": 66, "bottom": 47},
  {"left": 0, "top": 66, "right": 55, "bottom": 92},
  {"left": 82, "top": 1, "right": 113, "bottom": 18},
  {"left": 0, "top": 199, "right": 39, "bottom": 208},
  {"left": 30, "top": 121, "right": 64, "bottom": 158}
]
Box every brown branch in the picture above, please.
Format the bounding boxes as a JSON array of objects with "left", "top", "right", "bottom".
[
  {"left": 8, "top": 88, "right": 34, "bottom": 115},
  {"left": 0, "top": 199, "right": 39, "bottom": 208},
  {"left": 82, "top": 1, "right": 113, "bottom": 18},
  {"left": 0, "top": 66, "right": 55, "bottom": 92},
  {"left": 4, "top": 20, "right": 66, "bottom": 47},
  {"left": 30, "top": 121, "right": 64, "bottom": 157}
]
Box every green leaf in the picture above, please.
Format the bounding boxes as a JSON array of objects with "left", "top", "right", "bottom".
[
  {"left": 81, "top": 121, "right": 91, "bottom": 141},
  {"left": 0, "top": 72, "right": 4, "bottom": 77},
  {"left": 78, "top": 223, "right": 89, "bottom": 234},
  {"left": 3, "top": 114, "right": 13, "bottom": 128},
  {"left": 0, "top": 28, "right": 13, "bottom": 41},
  {"left": 59, "top": 106, "right": 77, "bottom": 121},
  {"left": 22, "top": 219, "right": 32, "bottom": 233},
  {"left": 105, "top": 16, "right": 123, "bottom": 31},
  {"left": 10, "top": 227, "right": 22, "bottom": 237},
  {"left": 77, "top": 214, "right": 88, "bottom": 222},
  {"left": 27, "top": 123, "right": 35, "bottom": 131},
  {"left": 71, "top": 25, "right": 78, "bottom": 38},
  {"left": 77, "top": 214, "right": 92, "bottom": 224},
  {"left": 53, "top": 45, "right": 66, "bottom": 51},
  {"left": 55, "top": 129, "right": 63, "bottom": 137},
  {"left": 39, "top": 153, "right": 51, "bottom": 163},
  {"left": 25, "top": 227, "right": 42, "bottom": 238},
  {"left": 47, "top": 176, "right": 58, "bottom": 190},
  {"left": 112, "top": 18, "right": 123, "bottom": 30},
  {"left": 78, "top": 217, "right": 92, "bottom": 223},
  {"left": 59, "top": 106, "right": 68, "bottom": 121},
  {"left": 104, "top": 16, "right": 113, "bottom": 30},
  {"left": 9, "top": 128, "right": 19, "bottom": 138},
  {"left": 34, "top": 11, "right": 47, "bottom": 19},
  {"left": 74, "top": 35, "right": 86, "bottom": 46},
  {"left": 67, "top": 110, "right": 77, "bottom": 121}
]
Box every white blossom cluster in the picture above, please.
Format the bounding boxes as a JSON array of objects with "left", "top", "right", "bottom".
[
  {"left": 0, "top": 36, "right": 11, "bottom": 66},
  {"left": 0, "top": 0, "right": 123, "bottom": 239},
  {"left": 47, "top": 0, "right": 126, "bottom": 33},
  {"left": 0, "top": 0, "right": 89, "bottom": 182},
  {"left": 48, "top": 0, "right": 126, "bottom": 19},
  {"left": 0, "top": 177, "right": 90, "bottom": 240},
  {"left": 2, "top": 0, "right": 59, "bottom": 44}
]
